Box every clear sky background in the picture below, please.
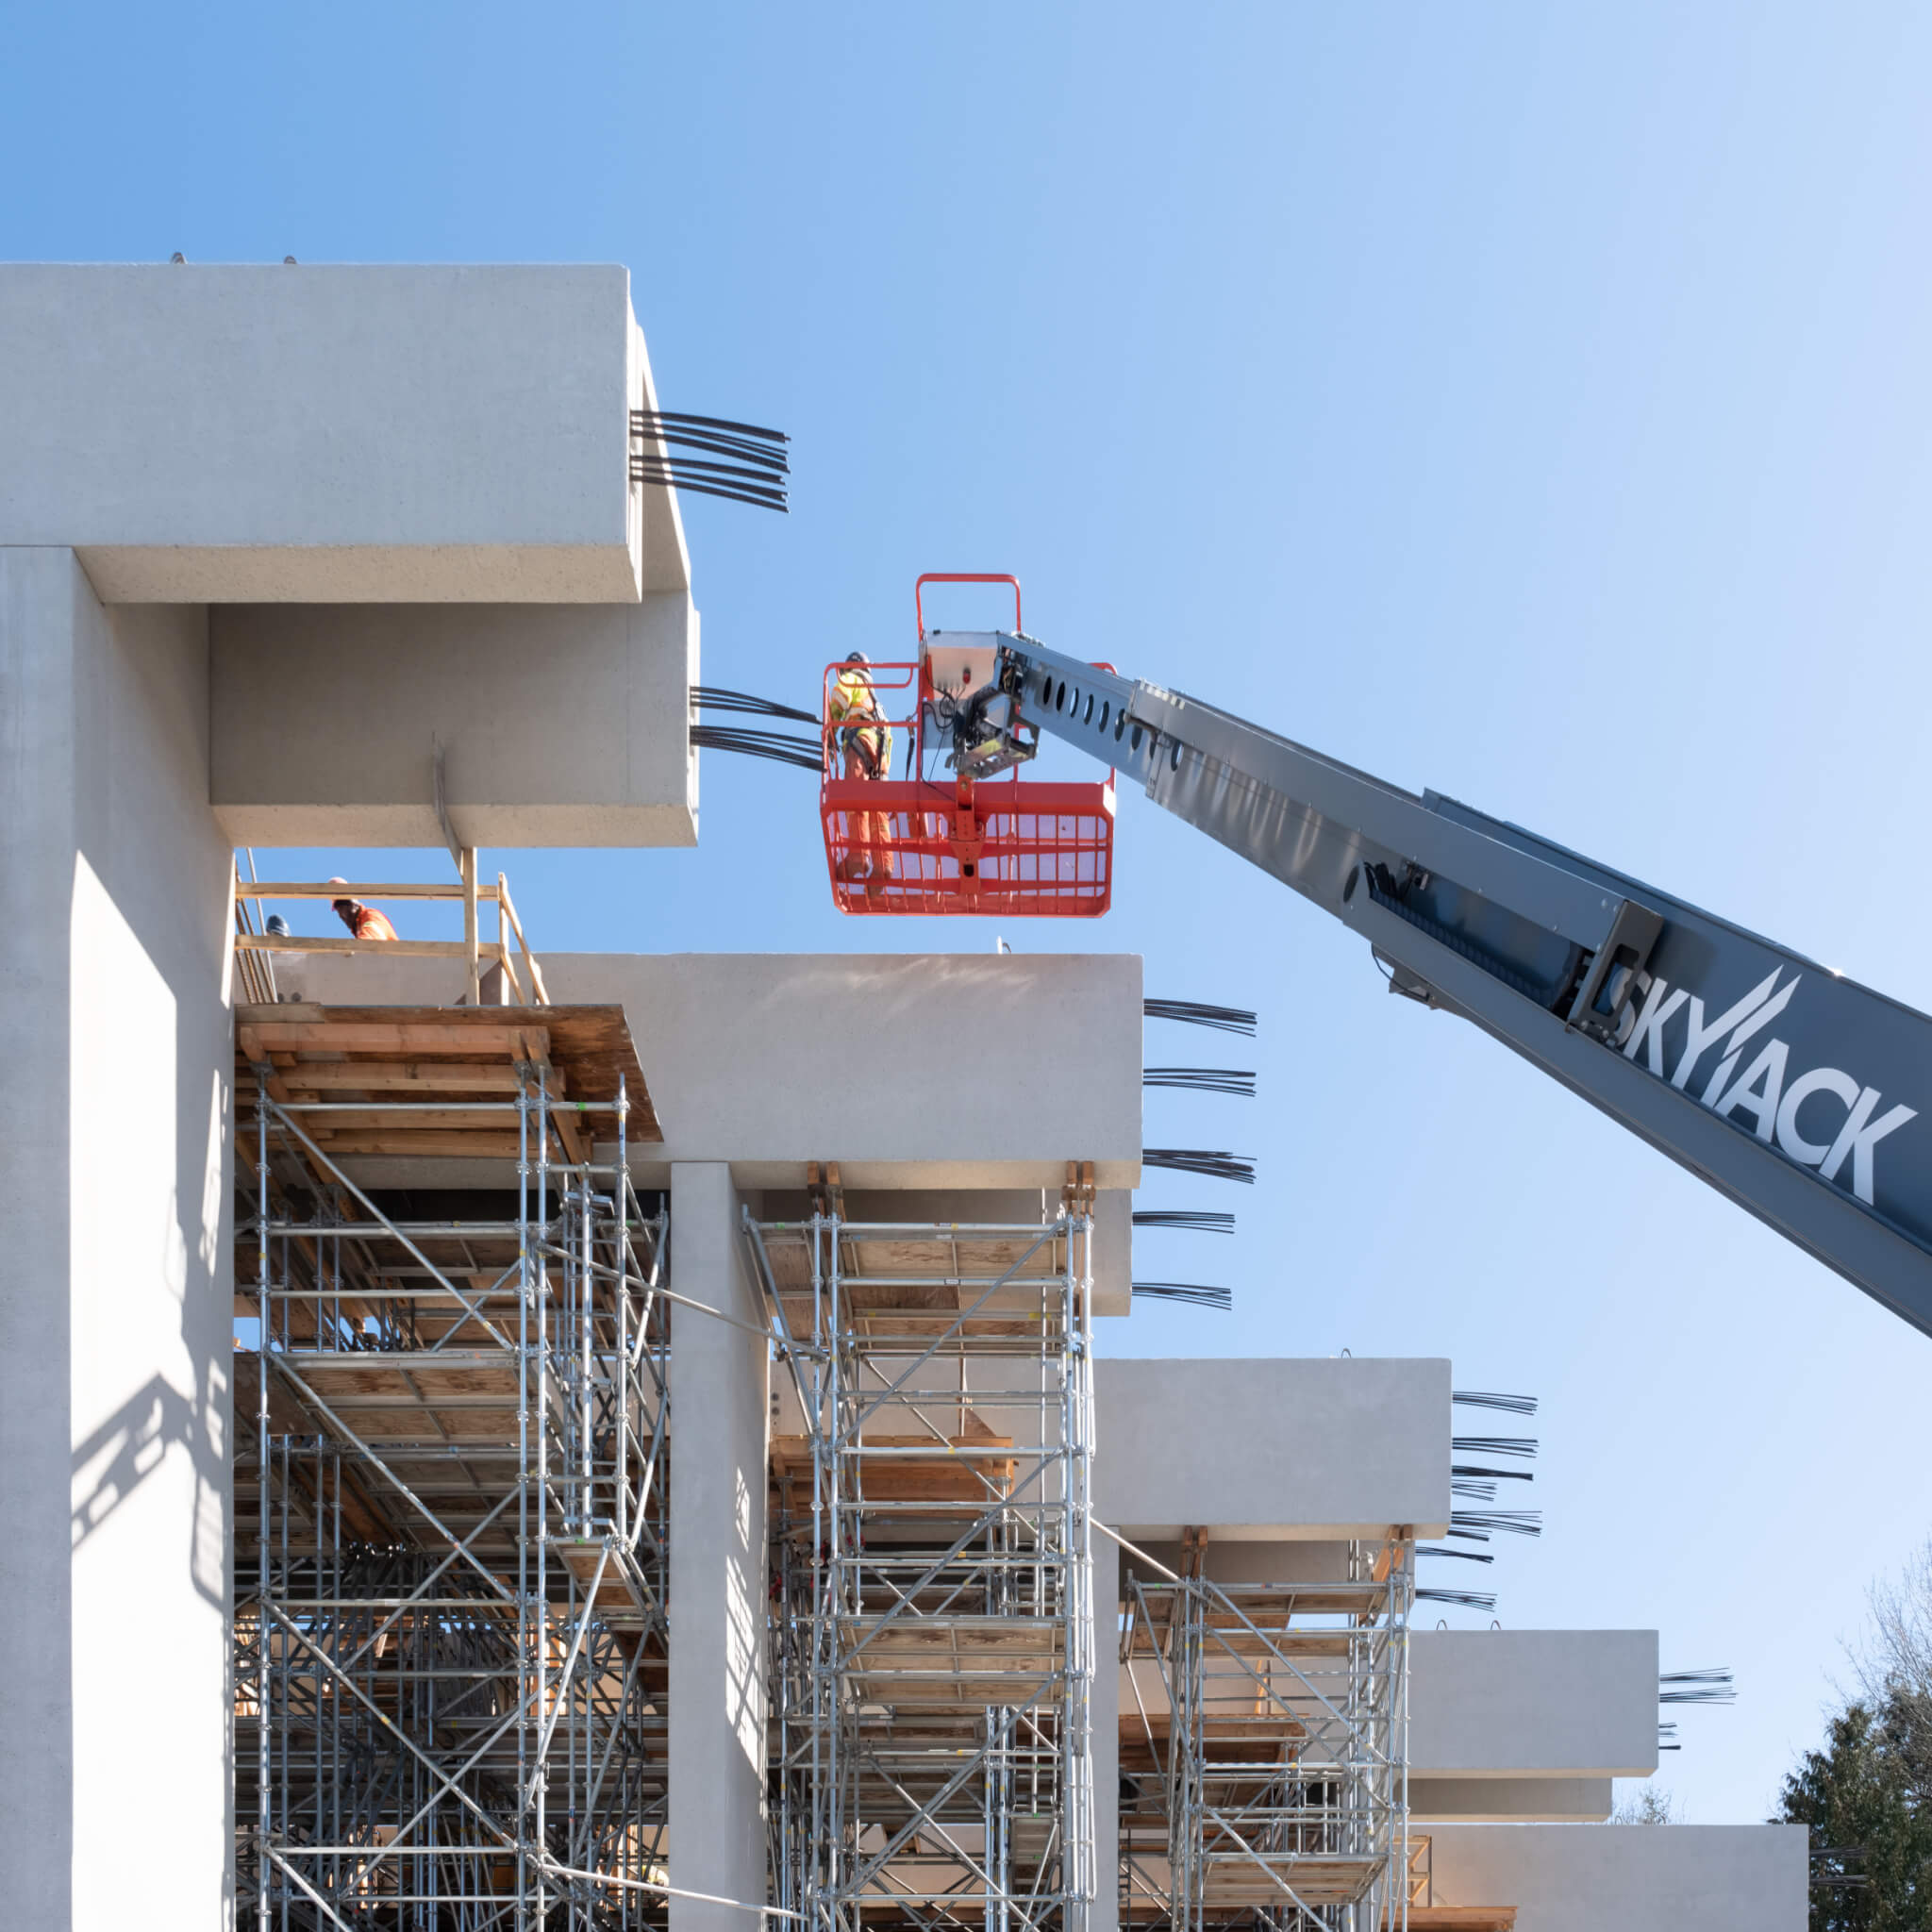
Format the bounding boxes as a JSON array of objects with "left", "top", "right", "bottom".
[{"left": 8, "top": 0, "right": 1932, "bottom": 1823}]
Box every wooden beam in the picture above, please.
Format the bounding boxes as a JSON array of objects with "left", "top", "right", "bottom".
[
  {"left": 268, "top": 1064, "right": 525, "bottom": 1094},
  {"left": 237, "top": 935, "right": 485, "bottom": 959},
  {"left": 506, "top": 941, "right": 531, "bottom": 1003},
  {"left": 497, "top": 874, "right": 551, "bottom": 1005},
  {"left": 288, "top": 1108, "right": 522, "bottom": 1133},
  {"left": 234, "top": 880, "right": 500, "bottom": 901},
  {"left": 461, "top": 848, "right": 481, "bottom": 1008},
  {"left": 239, "top": 1022, "right": 551, "bottom": 1057},
  {"left": 298, "top": 1132, "right": 525, "bottom": 1159}
]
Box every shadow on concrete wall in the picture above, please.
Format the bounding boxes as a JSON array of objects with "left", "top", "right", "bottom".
[
  {"left": 70, "top": 1361, "right": 227, "bottom": 1613},
  {"left": 67, "top": 602, "right": 235, "bottom": 1620}
]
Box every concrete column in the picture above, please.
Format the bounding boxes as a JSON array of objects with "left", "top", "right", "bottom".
[
  {"left": 0, "top": 551, "right": 234, "bottom": 1930},
  {"left": 669, "top": 1164, "right": 770, "bottom": 1931},
  {"left": 1090, "top": 1533, "right": 1121, "bottom": 1932}
]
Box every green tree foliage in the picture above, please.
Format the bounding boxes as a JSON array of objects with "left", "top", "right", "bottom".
[{"left": 1777, "top": 1700, "right": 1932, "bottom": 1930}]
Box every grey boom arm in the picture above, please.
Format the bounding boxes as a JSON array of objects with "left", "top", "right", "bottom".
[{"left": 993, "top": 633, "right": 1932, "bottom": 1338}]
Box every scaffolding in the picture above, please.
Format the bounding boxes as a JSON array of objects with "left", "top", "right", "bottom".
[
  {"left": 235, "top": 1005, "right": 670, "bottom": 1929},
  {"left": 746, "top": 1205, "right": 1098, "bottom": 1932},
  {"left": 1118, "top": 1544, "right": 1412, "bottom": 1932}
]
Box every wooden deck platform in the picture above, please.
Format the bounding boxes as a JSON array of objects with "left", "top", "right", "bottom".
[
  {"left": 837, "top": 1613, "right": 1066, "bottom": 1707},
  {"left": 236, "top": 1001, "right": 658, "bottom": 1164},
  {"left": 757, "top": 1219, "right": 1085, "bottom": 1339},
  {"left": 770, "top": 1427, "right": 1016, "bottom": 1515}
]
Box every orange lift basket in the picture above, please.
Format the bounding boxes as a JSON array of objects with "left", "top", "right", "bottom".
[{"left": 821, "top": 575, "right": 1115, "bottom": 917}]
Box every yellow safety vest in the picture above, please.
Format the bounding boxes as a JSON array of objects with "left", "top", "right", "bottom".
[{"left": 829, "top": 668, "right": 893, "bottom": 774}]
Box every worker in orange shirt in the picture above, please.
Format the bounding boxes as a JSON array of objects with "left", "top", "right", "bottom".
[
  {"left": 329, "top": 879, "right": 399, "bottom": 942},
  {"left": 827, "top": 653, "right": 896, "bottom": 894}
]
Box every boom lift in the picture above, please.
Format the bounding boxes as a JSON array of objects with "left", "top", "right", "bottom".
[
  {"left": 819, "top": 575, "right": 1115, "bottom": 916},
  {"left": 824, "top": 574, "right": 1932, "bottom": 1337}
]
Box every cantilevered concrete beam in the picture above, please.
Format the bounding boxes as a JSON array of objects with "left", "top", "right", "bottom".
[
  {"left": 1094, "top": 1358, "right": 1452, "bottom": 1541},
  {"left": 0, "top": 263, "right": 680, "bottom": 602},
  {"left": 550, "top": 953, "right": 1143, "bottom": 1188},
  {"left": 1426, "top": 1824, "right": 1807, "bottom": 1931},
  {"left": 210, "top": 597, "right": 696, "bottom": 846},
  {"left": 1410, "top": 1629, "right": 1659, "bottom": 1780},
  {"left": 282, "top": 950, "right": 1145, "bottom": 1192}
]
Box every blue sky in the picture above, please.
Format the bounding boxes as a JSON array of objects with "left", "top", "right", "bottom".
[{"left": 9, "top": 0, "right": 1932, "bottom": 1822}]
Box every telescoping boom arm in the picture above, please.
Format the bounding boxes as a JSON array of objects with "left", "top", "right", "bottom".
[{"left": 989, "top": 632, "right": 1932, "bottom": 1338}]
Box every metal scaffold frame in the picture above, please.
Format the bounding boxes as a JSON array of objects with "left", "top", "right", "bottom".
[
  {"left": 745, "top": 1208, "right": 1098, "bottom": 1932},
  {"left": 237, "top": 1062, "right": 672, "bottom": 1930},
  {"left": 1118, "top": 1543, "right": 1411, "bottom": 1932}
]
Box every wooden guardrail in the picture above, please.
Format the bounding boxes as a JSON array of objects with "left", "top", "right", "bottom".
[{"left": 232, "top": 865, "right": 549, "bottom": 1008}]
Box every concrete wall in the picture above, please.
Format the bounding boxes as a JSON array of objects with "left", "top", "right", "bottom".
[
  {"left": 285, "top": 949, "right": 1145, "bottom": 1191},
  {"left": 668, "top": 1165, "right": 769, "bottom": 1932},
  {"left": 209, "top": 596, "right": 697, "bottom": 846},
  {"left": 1093, "top": 1358, "right": 1451, "bottom": 1539},
  {"left": 1410, "top": 1630, "right": 1658, "bottom": 1779},
  {"left": 0, "top": 556, "right": 235, "bottom": 1930},
  {"left": 1425, "top": 1824, "right": 1807, "bottom": 1931},
  {"left": 0, "top": 264, "right": 676, "bottom": 602}
]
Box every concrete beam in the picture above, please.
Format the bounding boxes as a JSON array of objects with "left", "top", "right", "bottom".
[
  {"left": 1410, "top": 1629, "right": 1659, "bottom": 1779},
  {"left": 278, "top": 950, "right": 1145, "bottom": 1191},
  {"left": 0, "top": 264, "right": 679, "bottom": 601},
  {"left": 1408, "top": 1776, "right": 1613, "bottom": 1823},
  {"left": 210, "top": 597, "right": 696, "bottom": 847},
  {"left": 554, "top": 953, "right": 1142, "bottom": 1187},
  {"left": 1425, "top": 1824, "right": 1807, "bottom": 1931},
  {"left": 1093, "top": 1358, "right": 1451, "bottom": 1540},
  {"left": 668, "top": 1165, "right": 768, "bottom": 1932},
  {"left": 1, "top": 551, "right": 235, "bottom": 1931}
]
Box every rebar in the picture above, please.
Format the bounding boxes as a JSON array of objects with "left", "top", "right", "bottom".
[
  {"left": 1132, "top": 1282, "right": 1233, "bottom": 1311},
  {"left": 1142, "top": 999, "right": 1258, "bottom": 1038},
  {"left": 1131, "top": 1210, "right": 1236, "bottom": 1235}
]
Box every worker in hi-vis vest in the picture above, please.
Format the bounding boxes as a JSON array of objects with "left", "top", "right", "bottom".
[
  {"left": 827, "top": 653, "right": 896, "bottom": 893},
  {"left": 329, "top": 878, "right": 400, "bottom": 942}
]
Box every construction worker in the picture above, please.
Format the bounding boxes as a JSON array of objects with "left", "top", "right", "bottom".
[
  {"left": 329, "top": 879, "right": 399, "bottom": 942},
  {"left": 827, "top": 653, "right": 896, "bottom": 892}
]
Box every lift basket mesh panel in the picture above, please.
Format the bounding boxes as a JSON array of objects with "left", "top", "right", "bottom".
[{"left": 821, "top": 774, "right": 1115, "bottom": 917}]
